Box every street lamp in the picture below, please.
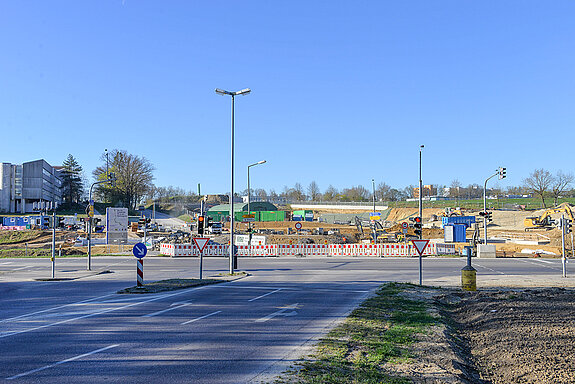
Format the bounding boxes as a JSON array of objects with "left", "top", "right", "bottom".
[
  {"left": 483, "top": 167, "right": 505, "bottom": 245},
  {"left": 87, "top": 175, "right": 115, "bottom": 271},
  {"left": 248, "top": 160, "right": 266, "bottom": 252},
  {"left": 419, "top": 145, "right": 424, "bottom": 229},
  {"left": 215, "top": 87, "right": 251, "bottom": 274},
  {"left": 372, "top": 179, "right": 376, "bottom": 243},
  {"left": 248, "top": 160, "right": 266, "bottom": 217}
]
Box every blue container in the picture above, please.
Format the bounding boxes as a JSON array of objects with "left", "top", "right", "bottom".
[
  {"left": 453, "top": 224, "right": 467, "bottom": 242},
  {"left": 441, "top": 216, "right": 476, "bottom": 228},
  {"left": 444, "top": 224, "right": 467, "bottom": 243}
]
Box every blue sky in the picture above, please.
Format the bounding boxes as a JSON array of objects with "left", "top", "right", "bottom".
[{"left": 1, "top": 1, "right": 574, "bottom": 195}]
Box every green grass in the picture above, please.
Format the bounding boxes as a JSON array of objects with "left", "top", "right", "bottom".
[
  {"left": 274, "top": 283, "right": 437, "bottom": 384},
  {"left": 117, "top": 278, "right": 225, "bottom": 294},
  {"left": 0, "top": 230, "right": 45, "bottom": 245}
]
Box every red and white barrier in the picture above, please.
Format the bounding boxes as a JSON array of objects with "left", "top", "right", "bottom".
[{"left": 160, "top": 241, "right": 452, "bottom": 257}]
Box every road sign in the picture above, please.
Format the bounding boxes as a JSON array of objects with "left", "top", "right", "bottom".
[
  {"left": 242, "top": 217, "right": 255, "bottom": 223},
  {"left": 369, "top": 212, "right": 381, "bottom": 220},
  {"left": 295, "top": 222, "right": 302, "bottom": 230},
  {"left": 401, "top": 222, "right": 409, "bottom": 229},
  {"left": 243, "top": 214, "right": 255, "bottom": 218},
  {"left": 193, "top": 237, "right": 210, "bottom": 253},
  {"left": 133, "top": 242, "right": 148, "bottom": 259},
  {"left": 411, "top": 239, "right": 430, "bottom": 256}
]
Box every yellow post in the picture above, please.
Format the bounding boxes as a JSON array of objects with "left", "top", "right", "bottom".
[{"left": 461, "top": 265, "right": 476, "bottom": 291}]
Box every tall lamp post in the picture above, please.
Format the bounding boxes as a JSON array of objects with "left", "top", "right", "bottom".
[
  {"left": 248, "top": 160, "right": 266, "bottom": 252},
  {"left": 87, "top": 178, "right": 113, "bottom": 271},
  {"left": 215, "top": 87, "right": 251, "bottom": 274},
  {"left": 372, "top": 179, "right": 377, "bottom": 243},
  {"left": 418, "top": 145, "right": 424, "bottom": 231},
  {"left": 483, "top": 167, "right": 506, "bottom": 245}
]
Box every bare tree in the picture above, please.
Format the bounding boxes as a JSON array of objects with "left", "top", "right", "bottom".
[
  {"left": 376, "top": 182, "right": 391, "bottom": 201},
  {"left": 293, "top": 183, "right": 306, "bottom": 201},
  {"left": 322, "top": 185, "right": 339, "bottom": 201},
  {"left": 523, "top": 169, "right": 553, "bottom": 208},
  {"left": 93, "top": 149, "right": 155, "bottom": 210},
  {"left": 307, "top": 181, "right": 321, "bottom": 201},
  {"left": 551, "top": 171, "right": 574, "bottom": 206},
  {"left": 450, "top": 179, "right": 461, "bottom": 203}
]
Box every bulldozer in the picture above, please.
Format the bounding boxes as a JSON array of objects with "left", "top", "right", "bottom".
[{"left": 524, "top": 203, "right": 575, "bottom": 231}]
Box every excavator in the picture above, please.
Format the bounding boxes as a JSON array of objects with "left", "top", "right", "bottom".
[{"left": 524, "top": 203, "right": 575, "bottom": 231}]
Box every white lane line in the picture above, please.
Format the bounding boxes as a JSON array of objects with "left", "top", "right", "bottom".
[
  {"left": 256, "top": 303, "right": 299, "bottom": 323},
  {"left": 248, "top": 289, "right": 282, "bottom": 302},
  {"left": 142, "top": 302, "right": 192, "bottom": 318},
  {"left": 0, "top": 293, "right": 116, "bottom": 323},
  {"left": 473, "top": 263, "right": 506, "bottom": 275},
  {"left": 532, "top": 259, "right": 554, "bottom": 264},
  {"left": 516, "top": 258, "right": 562, "bottom": 271},
  {"left": 181, "top": 311, "right": 221, "bottom": 325},
  {"left": 0, "top": 289, "right": 197, "bottom": 339},
  {"left": 6, "top": 344, "right": 119, "bottom": 380}
]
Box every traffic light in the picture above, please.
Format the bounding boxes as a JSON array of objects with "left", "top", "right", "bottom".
[
  {"left": 206, "top": 216, "right": 213, "bottom": 228},
  {"left": 197, "top": 215, "right": 205, "bottom": 235},
  {"left": 564, "top": 218, "right": 572, "bottom": 234},
  {"left": 498, "top": 167, "right": 507, "bottom": 180},
  {"left": 87, "top": 204, "right": 94, "bottom": 218},
  {"left": 413, "top": 216, "right": 422, "bottom": 238},
  {"left": 479, "top": 211, "right": 493, "bottom": 222},
  {"left": 58, "top": 216, "right": 65, "bottom": 228}
]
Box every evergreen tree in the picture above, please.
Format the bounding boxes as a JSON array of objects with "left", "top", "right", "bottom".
[{"left": 61, "top": 154, "right": 84, "bottom": 204}]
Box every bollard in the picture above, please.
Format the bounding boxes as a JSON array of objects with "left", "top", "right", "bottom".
[{"left": 461, "top": 265, "right": 476, "bottom": 291}]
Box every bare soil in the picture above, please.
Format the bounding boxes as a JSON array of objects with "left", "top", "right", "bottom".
[
  {"left": 447, "top": 288, "right": 575, "bottom": 384},
  {"left": 382, "top": 286, "right": 575, "bottom": 384}
]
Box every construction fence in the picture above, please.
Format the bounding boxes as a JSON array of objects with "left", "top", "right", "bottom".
[{"left": 160, "top": 242, "right": 457, "bottom": 257}]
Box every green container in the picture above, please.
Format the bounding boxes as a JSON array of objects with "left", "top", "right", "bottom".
[{"left": 260, "top": 210, "right": 287, "bottom": 222}]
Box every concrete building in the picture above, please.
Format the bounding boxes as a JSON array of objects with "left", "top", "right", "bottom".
[{"left": 0, "top": 160, "right": 63, "bottom": 213}]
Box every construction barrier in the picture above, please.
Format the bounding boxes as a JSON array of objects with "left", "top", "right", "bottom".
[{"left": 161, "top": 241, "right": 450, "bottom": 257}]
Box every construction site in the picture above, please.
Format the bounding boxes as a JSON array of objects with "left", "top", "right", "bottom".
[{"left": 1, "top": 202, "right": 574, "bottom": 259}]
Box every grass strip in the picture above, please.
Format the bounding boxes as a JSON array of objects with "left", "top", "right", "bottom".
[
  {"left": 117, "top": 278, "right": 225, "bottom": 294},
  {"left": 274, "top": 282, "right": 437, "bottom": 384}
]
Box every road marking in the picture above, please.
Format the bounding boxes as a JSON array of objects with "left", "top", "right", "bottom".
[
  {"left": 0, "top": 293, "right": 116, "bottom": 323},
  {"left": 248, "top": 289, "right": 282, "bottom": 302},
  {"left": 0, "top": 289, "right": 196, "bottom": 339},
  {"left": 473, "top": 263, "right": 506, "bottom": 275},
  {"left": 142, "top": 302, "right": 192, "bottom": 317},
  {"left": 181, "top": 311, "right": 221, "bottom": 325},
  {"left": 517, "top": 258, "right": 562, "bottom": 271},
  {"left": 6, "top": 344, "right": 119, "bottom": 380},
  {"left": 256, "top": 303, "right": 299, "bottom": 323},
  {"left": 532, "top": 259, "right": 554, "bottom": 264}
]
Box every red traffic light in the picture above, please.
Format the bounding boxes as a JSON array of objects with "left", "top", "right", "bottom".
[
  {"left": 198, "top": 216, "right": 204, "bottom": 222},
  {"left": 414, "top": 216, "right": 422, "bottom": 223}
]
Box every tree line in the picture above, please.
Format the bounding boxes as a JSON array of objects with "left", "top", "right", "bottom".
[{"left": 60, "top": 151, "right": 574, "bottom": 211}]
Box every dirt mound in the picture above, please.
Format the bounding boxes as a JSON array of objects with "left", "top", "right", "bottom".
[{"left": 448, "top": 288, "right": 575, "bottom": 384}]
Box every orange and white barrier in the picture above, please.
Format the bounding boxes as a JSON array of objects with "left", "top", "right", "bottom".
[{"left": 160, "top": 241, "right": 453, "bottom": 257}]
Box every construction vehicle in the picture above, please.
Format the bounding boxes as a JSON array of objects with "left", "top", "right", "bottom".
[
  {"left": 524, "top": 203, "right": 575, "bottom": 231},
  {"left": 443, "top": 207, "right": 464, "bottom": 217}
]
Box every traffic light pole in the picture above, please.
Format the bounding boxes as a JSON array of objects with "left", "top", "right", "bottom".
[
  {"left": 52, "top": 210, "right": 56, "bottom": 279},
  {"left": 483, "top": 171, "right": 498, "bottom": 245},
  {"left": 87, "top": 179, "right": 112, "bottom": 271}
]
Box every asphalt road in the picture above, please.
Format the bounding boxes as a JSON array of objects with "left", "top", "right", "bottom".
[{"left": 0, "top": 256, "right": 573, "bottom": 383}]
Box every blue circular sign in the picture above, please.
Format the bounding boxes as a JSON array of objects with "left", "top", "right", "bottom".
[{"left": 133, "top": 242, "right": 148, "bottom": 259}]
